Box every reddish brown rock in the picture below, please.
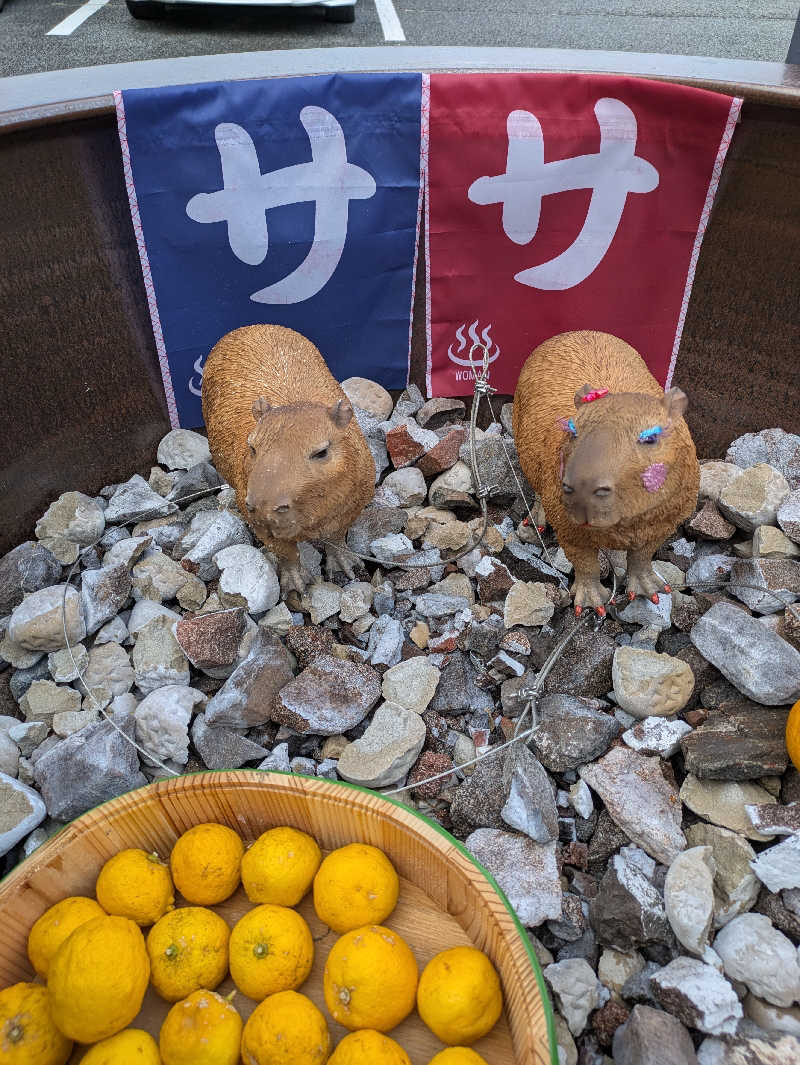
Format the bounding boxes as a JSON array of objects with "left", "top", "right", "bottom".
[
  {"left": 408, "top": 750, "right": 456, "bottom": 799},
  {"left": 688, "top": 500, "right": 737, "bottom": 540},
  {"left": 416, "top": 427, "right": 467, "bottom": 477},
  {"left": 593, "top": 998, "right": 630, "bottom": 1047},
  {"left": 175, "top": 608, "right": 246, "bottom": 668},
  {"left": 476, "top": 559, "right": 514, "bottom": 603},
  {"left": 285, "top": 625, "right": 335, "bottom": 669},
  {"left": 386, "top": 424, "right": 427, "bottom": 468}
]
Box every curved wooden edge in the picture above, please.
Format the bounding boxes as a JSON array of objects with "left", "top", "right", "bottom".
[
  {"left": 0, "top": 769, "right": 559, "bottom": 1065},
  {"left": 1, "top": 46, "right": 799, "bottom": 131}
]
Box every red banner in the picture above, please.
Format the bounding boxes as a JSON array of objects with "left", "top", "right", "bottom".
[{"left": 424, "top": 73, "right": 740, "bottom": 397}]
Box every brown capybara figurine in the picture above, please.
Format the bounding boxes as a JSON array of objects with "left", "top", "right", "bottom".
[
  {"left": 513, "top": 330, "right": 699, "bottom": 613},
  {"left": 202, "top": 324, "right": 375, "bottom": 593}
]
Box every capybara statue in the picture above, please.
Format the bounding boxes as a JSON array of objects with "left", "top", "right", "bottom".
[
  {"left": 513, "top": 330, "right": 699, "bottom": 612},
  {"left": 202, "top": 324, "right": 375, "bottom": 593}
]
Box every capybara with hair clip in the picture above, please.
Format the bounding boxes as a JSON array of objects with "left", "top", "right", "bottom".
[
  {"left": 513, "top": 330, "right": 699, "bottom": 613},
  {"left": 202, "top": 324, "right": 375, "bottom": 593}
]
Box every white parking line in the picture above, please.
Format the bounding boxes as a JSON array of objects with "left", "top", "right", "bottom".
[
  {"left": 47, "top": 0, "right": 112, "bottom": 36},
  {"left": 374, "top": 0, "right": 405, "bottom": 42}
]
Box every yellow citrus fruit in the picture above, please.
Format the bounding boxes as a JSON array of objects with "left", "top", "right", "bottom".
[
  {"left": 95, "top": 848, "right": 175, "bottom": 926},
  {"left": 241, "top": 826, "right": 322, "bottom": 907},
  {"left": 229, "top": 903, "right": 313, "bottom": 1001},
  {"left": 240, "top": 990, "right": 330, "bottom": 1065},
  {"left": 27, "top": 895, "right": 106, "bottom": 978},
  {"left": 416, "top": 946, "right": 502, "bottom": 1046},
  {"left": 159, "top": 989, "right": 241, "bottom": 1065},
  {"left": 427, "top": 1050, "right": 490, "bottom": 1065},
  {"left": 146, "top": 905, "right": 230, "bottom": 1002},
  {"left": 47, "top": 914, "right": 150, "bottom": 1043},
  {"left": 786, "top": 699, "right": 800, "bottom": 771},
  {"left": 0, "top": 982, "right": 72, "bottom": 1065},
  {"left": 313, "top": 843, "right": 399, "bottom": 934},
  {"left": 170, "top": 823, "right": 244, "bottom": 905},
  {"left": 79, "top": 1028, "right": 161, "bottom": 1064},
  {"left": 323, "top": 924, "right": 418, "bottom": 1032},
  {"left": 329, "top": 1029, "right": 411, "bottom": 1064}
]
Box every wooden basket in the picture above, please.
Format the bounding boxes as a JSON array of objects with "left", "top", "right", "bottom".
[{"left": 0, "top": 770, "right": 557, "bottom": 1065}]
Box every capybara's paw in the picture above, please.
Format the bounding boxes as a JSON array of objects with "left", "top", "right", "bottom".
[
  {"left": 325, "top": 542, "right": 359, "bottom": 580},
  {"left": 571, "top": 574, "right": 609, "bottom": 614},
  {"left": 626, "top": 565, "right": 669, "bottom": 603},
  {"left": 279, "top": 560, "right": 311, "bottom": 595}
]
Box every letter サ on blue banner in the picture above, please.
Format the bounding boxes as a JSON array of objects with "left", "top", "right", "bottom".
[{"left": 115, "top": 74, "right": 423, "bottom": 428}]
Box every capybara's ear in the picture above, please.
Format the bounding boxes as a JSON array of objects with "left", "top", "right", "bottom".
[
  {"left": 573, "top": 384, "right": 609, "bottom": 408},
  {"left": 663, "top": 387, "right": 688, "bottom": 420},
  {"left": 252, "top": 397, "right": 272, "bottom": 421},
  {"left": 328, "top": 399, "right": 353, "bottom": 429}
]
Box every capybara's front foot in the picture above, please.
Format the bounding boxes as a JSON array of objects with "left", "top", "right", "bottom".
[
  {"left": 324, "top": 540, "right": 359, "bottom": 581},
  {"left": 626, "top": 550, "right": 671, "bottom": 603},
  {"left": 279, "top": 559, "right": 312, "bottom": 596},
  {"left": 571, "top": 573, "right": 610, "bottom": 614}
]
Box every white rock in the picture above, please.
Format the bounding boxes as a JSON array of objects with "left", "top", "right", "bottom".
[
  {"left": 598, "top": 948, "right": 645, "bottom": 999},
  {"left": 718, "top": 464, "right": 791, "bottom": 532},
  {"left": 128, "top": 600, "right": 181, "bottom": 639},
  {"left": 79, "top": 642, "right": 135, "bottom": 697},
  {"left": 714, "top": 913, "right": 800, "bottom": 1007},
  {"left": 215, "top": 545, "right": 280, "bottom": 615},
  {"left": 382, "top": 467, "right": 427, "bottom": 506},
  {"left": 134, "top": 685, "right": 205, "bottom": 765},
  {"left": 699, "top": 462, "right": 743, "bottom": 503},
  {"left": 503, "top": 581, "right": 554, "bottom": 628},
  {"left": 464, "top": 829, "right": 562, "bottom": 928},
  {"left": 132, "top": 615, "right": 191, "bottom": 695},
  {"left": 651, "top": 956, "right": 743, "bottom": 1035},
  {"left": 259, "top": 601, "right": 293, "bottom": 636},
  {"left": 0, "top": 732, "right": 20, "bottom": 778},
  {"left": 612, "top": 646, "right": 694, "bottom": 718},
  {"left": 685, "top": 822, "right": 760, "bottom": 929},
  {"left": 744, "top": 993, "right": 800, "bottom": 1037},
  {"left": 338, "top": 582, "right": 373, "bottom": 623},
  {"left": 157, "top": 428, "right": 211, "bottom": 470},
  {"left": 680, "top": 775, "right": 776, "bottom": 842},
  {"left": 750, "top": 834, "right": 800, "bottom": 892},
  {"left": 307, "top": 582, "right": 342, "bottom": 625},
  {"left": 93, "top": 615, "right": 130, "bottom": 646},
  {"left": 35, "top": 491, "right": 105, "bottom": 546},
  {"left": 336, "top": 702, "right": 426, "bottom": 788},
  {"left": 8, "top": 585, "right": 86, "bottom": 652},
  {"left": 105, "top": 474, "right": 178, "bottom": 524},
  {"left": 0, "top": 773, "right": 47, "bottom": 858},
  {"left": 381, "top": 658, "right": 441, "bottom": 714},
  {"left": 20, "top": 680, "right": 81, "bottom": 723},
  {"left": 53, "top": 709, "right": 100, "bottom": 737},
  {"left": 370, "top": 533, "right": 414, "bottom": 564},
  {"left": 340, "top": 377, "right": 393, "bottom": 419},
  {"left": 623, "top": 715, "right": 693, "bottom": 757},
  {"left": 48, "top": 643, "right": 88, "bottom": 683},
  {"left": 103, "top": 535, "right": 152, "bottom": 570},
  {"left": 665, "top": 846, "right": 717, "bottom": 956},
  {"left": 545, "top": 958, "right": 607, "bottom": 1036},
  {"left": 569, "top": 779, "right": 594, "bottom": 820}
]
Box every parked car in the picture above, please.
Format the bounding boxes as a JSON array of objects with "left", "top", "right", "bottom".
[{"left": 126, "top": 0, "right": 356, "bottom": 23}]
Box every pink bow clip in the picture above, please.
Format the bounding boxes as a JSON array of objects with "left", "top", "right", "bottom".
[{"left": 580, "top": 388, "right": 610, "bottom": 404}]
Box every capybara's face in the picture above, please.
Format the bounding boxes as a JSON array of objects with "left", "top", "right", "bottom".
[
  {"left": 559, "top": 387, "right": 689, "bottom": 529},
  {"left": 243, "top": 398, "right": 354, "bottom": 541}
]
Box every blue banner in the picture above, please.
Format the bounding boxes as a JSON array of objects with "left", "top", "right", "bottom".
[{"left": 117, "top": 74, "right": 423, "bottom": 427}]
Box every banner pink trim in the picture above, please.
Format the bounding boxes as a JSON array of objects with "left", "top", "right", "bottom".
[
  {"left": 113, "top": 88, "right": 180, "bottom": 430},
  {"left": 408, "top": 74, "right": 430, "bottom": 390},
  {"left": 665, "top": 94, "right": 743, "bottom": 389},
  {"left": 422, "top": 74, "right": 433, "bottom": 399}
]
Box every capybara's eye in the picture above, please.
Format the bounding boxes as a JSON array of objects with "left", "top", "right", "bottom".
[
  {"left": 594, "top": 487, "right": 612, "bottom": 497},
  {"left": 311, "top": 445, "right": 330, "bottom": 461},
  {"left": 562, "top": 483, "right": 574, "bottom": 495}
]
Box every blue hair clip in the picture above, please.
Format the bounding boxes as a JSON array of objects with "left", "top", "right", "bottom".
[
  {"left": 638, "top": 425, "right": 663, "bottom": 444},
  {"left": 557, "top": 417, "right": 578, "bottom": 437}
]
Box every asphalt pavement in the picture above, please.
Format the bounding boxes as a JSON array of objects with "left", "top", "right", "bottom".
[{"left": 1, "top": 0, "right": 798, "bottom": 79}]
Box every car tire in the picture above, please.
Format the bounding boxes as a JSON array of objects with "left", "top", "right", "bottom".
[
  {"left": 126, "top": 0, "right": 166, "bottom": 18},
  {"left": 325, "top": 5, "right": 355, "bottom": 22}
]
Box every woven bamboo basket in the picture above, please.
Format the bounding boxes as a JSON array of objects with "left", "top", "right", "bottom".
[{"left": 0, "top": 770, "right": 557, "bottom": 1065}]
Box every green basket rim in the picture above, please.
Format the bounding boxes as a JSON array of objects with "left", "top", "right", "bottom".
[{"left": 4, "top": 767, "right": 559, "bottom": 1065}]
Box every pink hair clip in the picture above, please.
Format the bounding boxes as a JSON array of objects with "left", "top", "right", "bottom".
[{"left": 580, "top": 388, "right": 610, "bottom": 404}]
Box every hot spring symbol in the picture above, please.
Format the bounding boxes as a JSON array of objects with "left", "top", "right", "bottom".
[{"left": 448, "top": 321, "right": 501, "bottom": 381}]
